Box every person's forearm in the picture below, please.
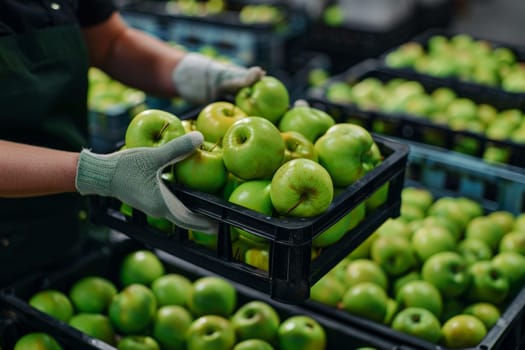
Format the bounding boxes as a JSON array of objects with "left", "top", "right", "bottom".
[
  {"left": 83, "top": 12, "right": 185, "bottom": 97},
  {"left": 0, "top": 141, "right": 79, "bottom": 198}
]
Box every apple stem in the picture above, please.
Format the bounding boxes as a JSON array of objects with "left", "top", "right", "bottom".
[
  {"left": 287, "top": 194, "right": 307, "bottom": 215},
  {"left": 156, "top": 121, "right": 170, "bottom": 140}
]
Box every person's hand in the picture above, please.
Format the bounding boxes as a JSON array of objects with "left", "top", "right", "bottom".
[
  {"left": 172, "top": 53, "right": 266, "bottom": 104},
  {"left": 75, "top": 131, "right": 218, "bottom": 234}
]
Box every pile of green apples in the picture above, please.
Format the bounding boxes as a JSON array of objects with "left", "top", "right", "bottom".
[
  {"left": 19, "top": 249, "right": 329, "bottom": 350},
  {"left": 310, "top": 186, "right": 525, "bottom": 348},
  {"left": 384, "top": 33, "right": 525, "bottom": 93},
  {"left": 120, "top": 75, "right": 390, "bottom": 270},
  {"left": 238, "top": 4, "right": 284, "bottom": 26},
  {"left": 165, "top": 0, "right": 225, "bottom": 16},
  {"left": 324, "top": 75, "right": 525, "bottom": 165},
  {"left": 88, "top": 68, "right": 146, "bottom": 114}
]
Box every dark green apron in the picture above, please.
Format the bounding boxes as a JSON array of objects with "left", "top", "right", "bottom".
[{"left": 0, "top": 25, "right": 91, "bottom": 287}]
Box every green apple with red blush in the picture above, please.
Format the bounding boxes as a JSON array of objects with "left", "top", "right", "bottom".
[
  {"left": 441, "top": 314, "right": 487, "bottom": 348},
  {"left": 109, "top": 284, "right": 157, "bottom": 335}
]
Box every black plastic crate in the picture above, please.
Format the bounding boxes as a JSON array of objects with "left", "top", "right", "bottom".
[
  {"left": 300, "top": 141, "right": 525, "bottom": 350},
  {"left": 120, "top": 1, "right": 308, "bottom": 72},
  {"left": 297, "top": 1, "right": 417, "bottom": 74},
  {"left": 87, "top": 102, "right": 409, "bottom": 303},
  {"left": 306, "top": 59, "right": 525, "bottom": 170},
  {"left": 0, "top": 239, "right": 415, "bottom": 350},
  {"left": 379, "top": 29, "right": 525, "bottom": 107}
]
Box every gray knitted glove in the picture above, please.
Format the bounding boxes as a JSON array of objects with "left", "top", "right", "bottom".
[
  {"left": 172, "top": 53, "right": 265, "bottom": 104},
  {"left": 76, "top": 131, "right": 218, "bottom": 234}
]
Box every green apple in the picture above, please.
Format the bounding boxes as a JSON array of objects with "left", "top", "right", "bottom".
[
  {"left": 151, "top": 273, "right": 192, "bottom": 307},
  {"left": 195, "top": 101, "right": 247, "bottom": 143},
  {"left": 411, "top": 226, "right": 456, "bottom": 262},
  {"left": 463, "top": 302, "right": 500, "bottom": 330},
  {"left": 188, "top": 276, "right": 237, "bottom": 317},
  {"left": 232, "top": 235, "right": 269, "bottom": 263},
  {"left": 310, "top": 274, "right": 346, "bottom": 307},
  {"left": 69, "top": 313, "right": 116, "bottom": 345},
  {"left": 427, "top": 197, "right": 470, "bottom": 234},
  {"left": 120, "top": 250, "right": 165, "bottom": 287},
  {"left": 392, "top": 271, "right": 421, "bottom": 297},
  {"left": 312, "top": 210, "right": 353, "bottom": 248},
  {"left": 499, "top": 231, "right": 525, "bottom": 255},
  {"left": 400, "top": 203, "right": 426, "bottom": 223},
  {"left": 228, "top": 180, "right": 273, "bottom": 243},
  {"left": 278, "top": 315, "right": 326, "bottom": 350},
  {"left": 69, "top": 276, "right": 117, "bottom": 314},
  {"left": 125, "top": 109, "right": 185, "bottom": 148},
  {"left": 487, "top": 211, "right": 515, "bottom": 233},
  {"left": 492, "top": 251, "right": 525, "bottom": 295},
  {"left": 465, "top": 216, "right": 505, "bottom": 252},
  {"left": 278, "top": 104, "right": 335, "bottom": 143},
  {"left": 418, "top": 216, "right": 462, "bottom": 242},
  {"left": 108, "top": 284, "right": 157, "bottom": 334},
  {"left": 314, "top": 123, "right": 379, "bottom": 187},
  {"left": 117, "top": 336, "right": 160, "bottom": 350},
  {"left": 244, "top": 246, "right": 270, "bottom": 271},
  {"left": 14, "top": 333, "right": 63, "bottom": 350},
  {"left": 396, "top": 280, "right": 443, "bottom": 318},
  {"left": 323, "top": 4, "right": 344, "bottom": 26},
  {"left": 365, "top": 181, "right": 389, "bottom": 212},
  {"left": 153, "top": 305, "right": 193, "bottom": 350},
  {"left": 374, "top": 218, "right": 412, "bottom": 241},
  {"left": 233, "top": 339, "right": 274, "bottom": 350},
  {"left": 466, "top": 260, "right": 509, "bottom": 305},
  {"left": 222, "top": 116, "right": 285, "bottom": 180},
  {"left": 457, "top": 238, "right": 493, "bottom": 265},
  {"left": 281, "top": 131, "right": 318, "bottom": 163},
  {"left": 186, "top": 315, "right": 236, "bottom": 350},
  {"left": 383, "top": 298, "right": 399, "bottom": 326},
  {"left": 370, "top": 235, "right": 416, "bottom": 277},
  {"left": 325, "top": 81, "right": 353, "bottom": 104},
  {"left": 29, "top": 289, "right": 74, "bottom": 323},
  {"left": 421, "top": 251, "right": 470, "bottom": 298},
  {"left": 231, "top": 301, "right": 280, "bottom": 343},
  {"left": 173, "top": 140, "right": 227, "bottom": 193},
  {"left": 401, "top": 187, "right": 434, "bottom": 213},
  {"left": 308, "top": 68, "right": 329, "bottom": 88},
  {"left": 342, "top": 282, "right": 388, "bottom": 323},
  {"left": 342, "top": 259, "right": 388, "bottom": 290},
  {"left": 235, "top": 76, "right": 290, "bottom": 125},
  {"left": 391, "top": 307, "right": 442, "bottom": 343},
  {"left": 270, "top": 158, "right": 333, "bottom": 217},
  {"left": 441, "top": 314, "right": 487, "bottom": 348}
]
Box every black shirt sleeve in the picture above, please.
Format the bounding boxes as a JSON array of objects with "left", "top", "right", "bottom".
[{"left": 77, "top": 0, "right": 117, "bottom": 27}]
